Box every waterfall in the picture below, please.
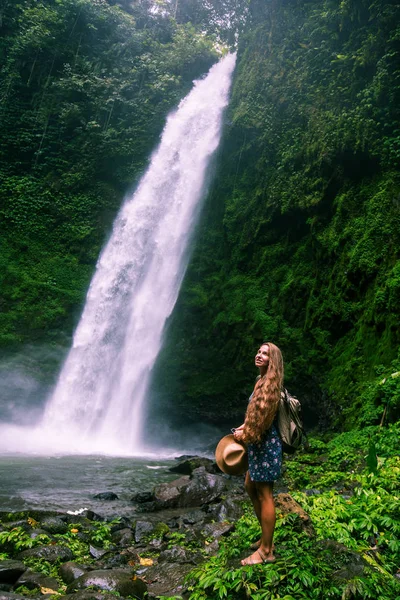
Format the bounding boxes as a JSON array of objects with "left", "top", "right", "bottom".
[{"left": 0, "top": 53, "right": 236, "bottom": 456}]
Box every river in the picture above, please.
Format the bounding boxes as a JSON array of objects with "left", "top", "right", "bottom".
[{"left": 0, "top": 455, "right": 179, "bottom": 517}]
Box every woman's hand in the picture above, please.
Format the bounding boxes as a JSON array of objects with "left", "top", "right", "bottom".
[{"left": 233, "top": 424, "right": 245, "bottom": 441}]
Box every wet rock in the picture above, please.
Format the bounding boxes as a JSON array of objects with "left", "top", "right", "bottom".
[
  {"left": 111, "top": 528, "right": 134, "bottom": 546},
  {"left": 179, "top": 509, "right": 206, "bottom": 526},
  {"left": 64, "top": 592, "right": 117, "bottom": 600},
  {"left": 275, "top": 493, "right": 315, "bottom": 536},
  {"left": 144, "top": 562, "right": 192, "bottom": 599},
  {"left": 158, "top": 547, "right": 200, "bottom": 564},
  {"left": 89, "top": 545, "right": 109, "bottom": 560},
  {"left": 131, "top": 492, "right": 154, "bottom": 504},
  {"left": 19, "top": 545, "right": 73, "bottom": 564},
  {"left": 0, "top": 562, "right": 26, "bottom": 585},
  {"left": 109, "top": 518, "right": 131, "bottom": 534},
  {"left": 153, "top": 476, "right": 190, "bottom": 507},
  {"left": 66, "top": 569, "right": 146, "bottom": 599},
  {"left": 29, "top": 529, "right": 53, "bottom": 540},
  {"left": 201, "top": 522, "right": 234, "bottom": 540},
  {"left": 153, "top": 468, "right": 226, "bottom": 509},
  {"left": 206, "top": 498, "right": 243, "bottom": 523},
  {"left": 93, "top": 493, "right": 119, "bottom": 501},
  {"left": 59, "top": 563, "right": 90, "bottom": 586},
  {"left": 134, "top": 521, "right": 154, "bottom": 543},
  {"left": 102, "top": 554, "right": 129, "bottom": 569},
  {"left": 15, "top": 569, "right": 59, "bottom": 592},
  {"left": 0, "top": 593, "right": 32, "bottom": 600},
  {"left": 40, "top": 517, "right": 68, "bottom": 535},
  {"left": 169, "top": 457, "right": 219, "bottom": 476},
  {"left": 80, "top": 511, "right": 104, "bottom": 522}
]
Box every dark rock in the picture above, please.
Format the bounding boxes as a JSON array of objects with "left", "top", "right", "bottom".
[
  {"left": 29, "top": 529, "right": 53, "bottom": 540},
  {"left": 0, "top": 586, "right": 12, "bottom": 592},
  {"left": 15, "top": 569, "right": 59, "bottom": 592},
  {"left": 0, "top": 593, "right": 32, "bottom": 600},
  {"left": 134, "top": 521, "right": 154, "bottom": 543},
  {"left": 111, "top": 528, "right": 134, "bottom": 546},
  {"left": 204, "top": 539, "right": 219, "bottom": 555},
  {"left": 66, "top": 569, "right": 146, "bottom": 599},
  {"left": 179, "top": 509, "right": 206, "bottom": 525},
  {"left": 40, "top": 517, "right": 68, "bottom": 535},
  {"left": 169, "top": 457, "right": 219, "bottom": 476},
  {"left": 153, "top": 468, "right": 226, "bottom": 509},
  {"left": 59, "top": 563, "right": 90, "bottom": 586},
  {"left": 131, "top": 492, "right": 154, "bottom": 504},
  {"left": 80, "top": 511, "right": 104, "bottom": 522},
  {"left": 89, "top": 545, "right": 109, "bottom": 560},
  {"left": 201, "top": 522, "right": 234, "bottom": 540},
  {"left": 109, "top": 518, "right": 131, "bottom": 534},
  {"left": 102, "top": 554, "right": 129, "bottom": 569},
  {"left": 144, "top": 562, "right": 192, "bottom": 599},
  {"left": 135, "top": 501, "right": 159, "bottom": 513},
  {"left": 158, "top": 547, "right": 199, "bottom": 564},
  {"left": 64, "top": 593, "right": 117, "bottom": 600},
  {"left": 18, "top": 545, "right": 74, "bottom": 564},
  {"left": 0, "top": 561, "right": 26, "bottom": 585},
  {"left": 206, "top": 498, "right": 243, "bottom": 523},
  {"left": 93, "top": 493, "right": 119, "bottom": 501}
]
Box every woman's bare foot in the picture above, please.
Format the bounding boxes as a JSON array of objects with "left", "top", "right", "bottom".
[{"left": 241, "top": 548, "right": 276, "bottom": 566}]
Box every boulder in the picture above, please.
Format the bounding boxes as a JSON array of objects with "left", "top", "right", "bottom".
[
  {"left": 59, "top": 563, "right": 90, "bottom": 586},
  {"left": 18, "top": 545, "right": 73, "bottom": 563},
  {"left": 66, "top": 569, "right": 146, "bottom": 599},
  {"left": 40, "top": 517, "right": 68, "bottom": 535},
  {"left": 0, "top": 562, "right": 26, "bottom": 585},
  {"left": 93, "top": 493, "right": 119, "bottom": 501},
  {"left": 169, "top": 457, "right": 218, "bottom": 475},
  {"left": 14, "top": 569, "right": 59, "bottom": 592},
  {"left": 153, "top": 468, "right": 226, "bottom": 509}
]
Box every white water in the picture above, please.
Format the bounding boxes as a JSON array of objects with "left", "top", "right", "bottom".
[{"left": 0, "top": 53, "right": 236, "bottom": 456}]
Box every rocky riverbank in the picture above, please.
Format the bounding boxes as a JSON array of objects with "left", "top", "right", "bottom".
[{"left": 0, "top": 456, "right": 311, "bottom": 599}]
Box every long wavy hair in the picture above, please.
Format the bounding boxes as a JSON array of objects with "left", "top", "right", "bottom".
[{"left": 242, "top": 342, "right": 284, "bottom": 445}]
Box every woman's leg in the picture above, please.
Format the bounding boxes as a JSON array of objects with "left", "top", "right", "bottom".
[
  {"left": 241, "top": 481, "right": 276, "bottom": 565},
  {"left": 245, "top": 471, "right": 261, "bottom": 522}
]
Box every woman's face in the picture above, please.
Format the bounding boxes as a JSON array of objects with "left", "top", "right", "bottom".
[{"left": 255, "top": 344, "right": 269, "bottom": 370}]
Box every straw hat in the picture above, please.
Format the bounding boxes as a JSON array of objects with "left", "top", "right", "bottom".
[{"left": 215, "top": 434, "right": 248, "bottom": 476}]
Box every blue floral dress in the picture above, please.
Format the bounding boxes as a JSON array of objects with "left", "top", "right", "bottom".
[{"left": 248, "top": 424, "right": 282, "bottom": 482}]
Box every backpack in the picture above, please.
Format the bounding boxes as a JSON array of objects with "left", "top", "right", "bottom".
[{"left": 277, "top": 389, "right": 307, "bottom": 454}]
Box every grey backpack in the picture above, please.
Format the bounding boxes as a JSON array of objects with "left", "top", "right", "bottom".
[{"left": 277, "top": 389, "right": 307, "bottom": 454}]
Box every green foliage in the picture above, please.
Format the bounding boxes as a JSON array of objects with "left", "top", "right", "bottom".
[
  {"left": 0, "top": 527, "right": 51, "bottom": 553},
  {"left": 150, "top": 0, "right": 400, "bottom": 431},
  {"left": 186, "top": 426, "right": 400, "bottom": 600},
  {"left": 0, "top": 0, "right": 218, "bottom": 349}
]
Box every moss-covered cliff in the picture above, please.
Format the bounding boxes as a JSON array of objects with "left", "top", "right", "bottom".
[{"left": 149, "top": 0, "right": 400, "bottom": 432}]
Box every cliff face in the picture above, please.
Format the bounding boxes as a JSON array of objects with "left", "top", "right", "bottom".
[{"left": 149, "top": 0, "right": 400, "bottom": 432}]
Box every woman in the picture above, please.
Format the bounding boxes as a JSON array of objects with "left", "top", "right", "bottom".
[{"left": 234, "top": 342, "right": 283, "bottom": 565}]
